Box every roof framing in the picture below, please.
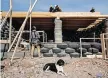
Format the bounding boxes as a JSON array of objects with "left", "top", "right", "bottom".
[{"left": 1, "top": 12, "right": 108, "bottom": 18}]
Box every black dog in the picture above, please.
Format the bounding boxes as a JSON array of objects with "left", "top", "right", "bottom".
[{"left": 43, "top": 59, "right": 67, "bottom": 76}]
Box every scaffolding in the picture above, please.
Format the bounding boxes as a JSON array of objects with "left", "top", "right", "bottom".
[{"left": 1, "top": 0, "right": 44, "bottom": 64}]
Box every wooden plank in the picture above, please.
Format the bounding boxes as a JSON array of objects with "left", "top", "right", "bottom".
[
  {"left": 0, "top": 40, "right": 10, "bottom": 43},
  {"left": 95, "top": 20, "right": 103, "bottom": 22},
  {"left": 77, "top": 28, "right": 86, "bottom": 31},
  {"left": 61, "top": 18, "right": 97, "bottom": 20},
  {"left": 2, "top": 12, "right": 108, "bottom": 18},
  {"left": 98, "top": 18, "right": 106, "bottom": 20},
  {"left": 85, "top": 18, "right": 103, "bottom": 29}
]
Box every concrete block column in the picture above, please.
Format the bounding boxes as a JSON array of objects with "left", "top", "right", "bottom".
[{"left": 54, "top": 17, "right": 62, "bottom": 43}]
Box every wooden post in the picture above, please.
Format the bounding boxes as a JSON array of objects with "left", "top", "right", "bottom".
[
  {"left": 7, "top": 22, "right": 24, "bottom": 53},
  {"left": 106, "top": 36, "right": 108, "bottom": 58},
  {"left": 29, "top": 0, "right": 32, "bottom": 53},
  {"left": 100, "top": 34, "right": 106, "bottom": 59},
  {"left": 105, "top": 19, "right": 108, "bottom": 58}
]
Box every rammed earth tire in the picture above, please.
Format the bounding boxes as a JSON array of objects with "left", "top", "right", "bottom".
[
  {"left": 77, "top": 48, "right": 87, "bottom": 53},
  {"left": 57, "top": 53, "right": 66, "bottom": 57},
  {"left": 40, "top": 47, "right": 49, "bottom": 53},
  {"left": 43, "top": 53, "right": 53, "bottom": 57},
  {"left": 83, "top": 52, "right": 92, "bottom": 57},
  {"left": 96, "top": 52, "right": 102, "bottom": 55},
  {"left": 90, "top": 42, "right": 101, "bottom": 50},
  {"left": 65, "top": 48, "right": 75, "bottom": 54},
  {"left": 43, "top": 44, "right": 56, "bottom": 49},
  {"left": 70, "top": 52, "right": 80, "bottom": 58},
  {"left": 57, "top": 43, "right": 68, "bottom": 49},
  {"left": 68, "top": 43, "right": 79, "bottom": 49},
  {"left": 81, "top": 43, "right": 91, "bottom": 49},
  {"left": 88, "top": 48, "right": 99, "bottom": 54},
  {"left": 52, "top": 48, "right": 61, "bottom": 53}
]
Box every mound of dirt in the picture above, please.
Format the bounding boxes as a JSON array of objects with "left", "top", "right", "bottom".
[{"left": 1, "top": 57, "right": 108, "bottom": 78}]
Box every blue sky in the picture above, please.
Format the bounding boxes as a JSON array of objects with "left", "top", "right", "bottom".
[{"left": 1, "top": 0, "right": 108, "bottom": 14}]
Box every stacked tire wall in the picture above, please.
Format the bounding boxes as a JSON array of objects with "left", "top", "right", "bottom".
[{"left": 39, "top": 42, "right": 102, "bottom": 58}]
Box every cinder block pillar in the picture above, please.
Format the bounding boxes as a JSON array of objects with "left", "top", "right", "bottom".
[{"left": 54, "top": 17, "right": 62, "bottom": 43}]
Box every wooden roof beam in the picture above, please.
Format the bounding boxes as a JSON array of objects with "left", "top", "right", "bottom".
[{"left": 2, "top": 12, "right": 108, "bottom": 18}]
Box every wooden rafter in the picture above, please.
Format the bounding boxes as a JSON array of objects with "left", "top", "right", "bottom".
[{"left": 77, "top": 18, "right": 106, "bottom": 31}]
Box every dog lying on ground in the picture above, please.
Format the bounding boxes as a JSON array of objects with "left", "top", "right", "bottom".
[{"left": 43, "top": 59, "right": 67, "bottom": 76}]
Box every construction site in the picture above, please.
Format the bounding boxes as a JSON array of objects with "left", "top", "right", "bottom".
[{"left": 0, "top": 0, "right": 108, "bottom": 78}]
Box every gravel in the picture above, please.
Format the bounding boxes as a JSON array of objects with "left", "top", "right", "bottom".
[{"left": 1, "top": 57, "right": 108, "bottom": 78}]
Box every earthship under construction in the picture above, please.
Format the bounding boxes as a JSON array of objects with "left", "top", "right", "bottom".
[{"left": 0, "top": 0, "right": 108, "bottom": 60}]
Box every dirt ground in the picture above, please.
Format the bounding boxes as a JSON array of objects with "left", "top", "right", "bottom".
[{"left": 1, "top": 57, "right": 108, "bottom": 78}]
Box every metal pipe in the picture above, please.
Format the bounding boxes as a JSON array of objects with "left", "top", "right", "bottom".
[
  {"left": 43, "top": 31, "right": 44, "bottom": 43},
  {"left": 10, "top": 0, "right": 38, "bottom": 64},
  {"left": 79, "top": 37, "right": 106, "bottom": 58},
  {"left": 80, "top": 38, "right": 82, "bottom": 57},
  {"left": 12, "top": 30, "right": 47, "bottom": 42},
  {"left": 9, "top": 0, "right": 12, "bottom": 46},
  {"left": 80, "top": 38, "right": 101, "bottom": 39},
  {"left": 93, "top": 32, "right": 95, "bottom": 42},
  {"left": 45, "top": 33, "right": 47, "bottom": 42}
]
